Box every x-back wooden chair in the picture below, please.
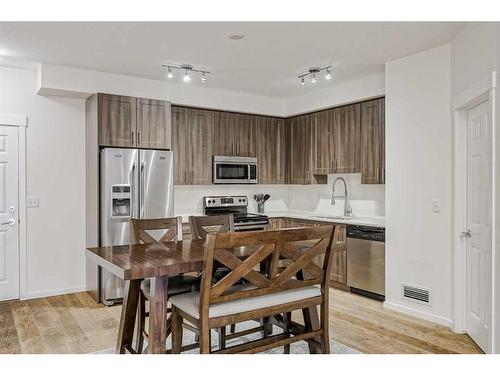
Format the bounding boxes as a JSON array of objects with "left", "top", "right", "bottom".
[
  {"left": 188, "top": 214, "right": 238, "bottom": 347},
  {"left": 170, "top": 225, "right": 335, "bottom": 354},
  {"left": 188, "top": 214, "right": 234, "bottom": 241},
  {"left": 130, "top": 217, "right": 199, "bottom": 353}
]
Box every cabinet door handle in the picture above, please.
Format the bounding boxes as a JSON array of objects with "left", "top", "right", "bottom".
[
  {"left": 138, "top": 131, "right": 141, "bottom": 146},
  {"left": 377, "top": 168, "right": 380, "bottom": 182},
  {"left": 335, "top": 160, "right": 338, "bottom": 173},
  {"left": 131, "top": 132, "right": 134, "bottom": 145},
  {"left": 382, "top": 167, "right": 385, "bottom": 183}
]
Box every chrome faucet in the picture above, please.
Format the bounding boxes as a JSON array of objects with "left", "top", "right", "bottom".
[{"left": 331, "top": 177, "right": 353, "bottom": 217}]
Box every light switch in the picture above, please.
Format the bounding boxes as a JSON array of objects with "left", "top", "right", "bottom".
[
  {"left": 27, "top": 196, "right": 39, "bottom": 208},
  {"left": 431, "top": 199, "right": 440, "bottom": 213}
]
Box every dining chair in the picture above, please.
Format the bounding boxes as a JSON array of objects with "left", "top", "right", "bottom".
[
  {"left": 130, "top": 217, "right": 199, "bottom": 353},
  {"left": 188, "top": 214, "right": 234, "bottom": 241},
  {"left": 169, "top": 225, "right": 336, "bottom": 354},
  {"left": 188, "top": 214, "right": 237, "bottom": 347}
]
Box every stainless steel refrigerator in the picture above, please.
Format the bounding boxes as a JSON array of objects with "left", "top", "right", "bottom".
[{"left": 98, "top": 147, "right": 174, "bottom": 305}]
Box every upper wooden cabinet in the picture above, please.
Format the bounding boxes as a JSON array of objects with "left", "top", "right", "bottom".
[
  {"left": 98, "top": 94, "right": 137, "bottom": 148},
  {"left": 256, "top": 116, "right": 286, "bottom": 184},
  {"left": 361, "top": 98, "right": 385, "bottom": 184},
  {"left": 286, "top": 115, "right": 313, "bottom": 184},
  {"left": 136, "top": 98, "right": 171, "bottom": 149},
  {"left": 312, "top": 110, "right": 334, "bottom": 175},
  {"left": 98, "top": 93, "right": 171, "bottom": 150},
  {"left": 171, "top": 106, "right": 214, "bottom": 185},
  {"left": 334, "top": 103, "right": 361, "bottom": 173},
  {"left": 312, "top": 103, "right": 361, "bottom": 176},
  {"left": 213, "top": 112, "right": 256, "bottom": 157}
]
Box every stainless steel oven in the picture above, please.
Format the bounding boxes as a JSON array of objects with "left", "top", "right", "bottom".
[{"left": 213, "top": 156, "right": 257, "bottom": 184}]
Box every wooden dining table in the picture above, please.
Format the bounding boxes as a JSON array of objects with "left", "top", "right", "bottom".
[{"left": 86, "top": 239, "right": 322, "bottom": 354}]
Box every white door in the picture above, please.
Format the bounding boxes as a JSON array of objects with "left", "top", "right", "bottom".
[
  {"left": 466, "top": 101, "right": 492, "bottom": 353},
  {"left": 0, "top": 125, "right": 19, "bottom": 301}
]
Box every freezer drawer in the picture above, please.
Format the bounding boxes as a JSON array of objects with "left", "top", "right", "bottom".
[{"left": 346, "top": 237, "right": 385, "bottom": 296}]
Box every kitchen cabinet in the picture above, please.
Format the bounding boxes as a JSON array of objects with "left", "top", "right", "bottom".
[
  {"left": 361, "top": 98, "right": 385, "bottom": 184},
  {"left": 267, "top": 217, "right": 347, "bottom": 285},
  {"left": 312, "top": 110, "right": 335, "bottom": 175},
  {"left": 136, "top": 98, "right": 171, "bottom": 149},
  {"left": 172, "top": 106, "right": 214, "bottom": 185},
  {"left": 330, "top": 224, "right": 347, "bottom": 284},
  {"left": 98, "top": 94, "right": 137, "bottom": 148},
  {"left": 334, "top": 103, "right": 361, "bottom": 173},
  {"left": 256, "top": 116, "right": 286, "bottom": 184},
  {"left": 213, "top": 112, "right": 256, "bottom": 157},
  {"left": 98, "top": 93, "right": 171, "bottom": 150},
  {"left": 171, "top": 107, "right": 189, "bottom": 184},
  {"left": 286, "top": 115, "right": 313, "bottom": 184},
  {"left": 312, "top": 103, "right": 361, "bottom": 175}
]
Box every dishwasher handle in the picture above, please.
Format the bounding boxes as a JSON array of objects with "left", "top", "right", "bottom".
[{"left": 347, "top": 225, "right": 385, "bottom": 242}]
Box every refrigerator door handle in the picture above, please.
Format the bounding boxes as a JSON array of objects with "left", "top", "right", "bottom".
[
  {"left": 140, "top": 162, "right": 146, "bottom": 218},
  {"left": 130, "top": 163, "right": 136, "bottom": 218}
]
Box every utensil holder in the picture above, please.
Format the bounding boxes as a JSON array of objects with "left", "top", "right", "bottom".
[{"left": 257, "top": 202, "right": 265, "bottom": 213}]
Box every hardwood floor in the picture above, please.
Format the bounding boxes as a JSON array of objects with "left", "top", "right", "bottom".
[{"left": 0, "top": 288, "right": 481, "bottom": 354}]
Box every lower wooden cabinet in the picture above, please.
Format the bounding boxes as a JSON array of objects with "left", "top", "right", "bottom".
[
  {"left": 330, "top": 224, "right": 347, "bottom": 284},
  {"left": 267, "top": 217, "right": 347, "bottom": 285}
]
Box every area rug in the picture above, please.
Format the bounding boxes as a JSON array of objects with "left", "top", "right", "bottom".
[{"left": 93, "top": 321, "right": 359, "bottom": 354}]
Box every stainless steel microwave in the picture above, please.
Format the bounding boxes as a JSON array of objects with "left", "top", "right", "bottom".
[{"left": 213, "top": 156, "right": 258, "bottom": 184}]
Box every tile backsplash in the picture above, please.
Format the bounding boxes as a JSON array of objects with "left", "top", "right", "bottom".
[{"left": 174, "top": 173, "right": 385, "bottom": 217}]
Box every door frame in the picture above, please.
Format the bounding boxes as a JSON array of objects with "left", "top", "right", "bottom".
[
  {"left": 0, "top": 113, "right": 27, "bottom": 300},
  {"left": 451, "top": 71, "right": 496, "bottom": 353}
]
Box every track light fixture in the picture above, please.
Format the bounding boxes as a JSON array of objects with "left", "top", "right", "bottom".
[
  {"left": 166, "top": 66, "right": 173, "bottom": 79},
  {"left": 297, "top": 65, "right": 333, "bottom": 86},
  {"left": 162, "top": 63, "right": 210, "bottom": 83}
]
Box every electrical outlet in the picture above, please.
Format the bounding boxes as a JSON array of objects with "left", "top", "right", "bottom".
[
  {"left": 27, "top": 196, "right": 39, "bottom": 208},
  {"left": 431, "top": 199, "right": 440, "bottom": 213}
]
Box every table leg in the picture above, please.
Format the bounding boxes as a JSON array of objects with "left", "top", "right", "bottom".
[
  {"left": 147, "top": 276, "right": 168, "bottom": 354},
  {"left": 116, "top": 279, "right": 141, "bottom": 354}
]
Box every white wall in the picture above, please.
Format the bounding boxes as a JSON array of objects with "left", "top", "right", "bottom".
[
  {"left": 285, "top": 72, "right": 385, "bottom": 116},
  {"left": 287, "top": 174, "right": 385, "bottom": 216},
  {"left": 384, "top": 45, "right": 453, "bottom": 325},
  {"left": 38, "top": 64, "right": 286, "bottom": 117},
  {"left": 174, "top": 174, "right": 385, "bottom": 217},
  {"left": 38, "top": 63, "right": 386, "bottom": 118},
  {"left": 450, "top": 22, "right": 500, "bottom": 352},
  {"left": 0, "top": 66, "right": 87, "bottom": 299}
]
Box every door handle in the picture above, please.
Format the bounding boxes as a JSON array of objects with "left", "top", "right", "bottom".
[
  {"left": 130, "top": 164, "right": 136, "bottom": 218},
  {"left": 140, "top": 162, "right": 145, "bottom": 218},
  {"left": 461, "top": 229, "right": 471, "bottom": 238},
  {"left": 1, "top": 218, "right": 15, "bottom": 226}
]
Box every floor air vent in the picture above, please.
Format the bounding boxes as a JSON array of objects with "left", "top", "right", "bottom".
[{"left": 402, "top": 284, "right": 431, "bottom": 305}]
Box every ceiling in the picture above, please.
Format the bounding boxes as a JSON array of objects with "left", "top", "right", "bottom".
[{"left": 0, "top": 22, "right": 465, "bottom": 98}]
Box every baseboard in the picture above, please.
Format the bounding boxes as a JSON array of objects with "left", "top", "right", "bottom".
[
  {"left": 383, "top": 301, "right": 453, "bottom": 328},
  {"left": 25, "top": 286, "right": 87, "bottom": 300}
]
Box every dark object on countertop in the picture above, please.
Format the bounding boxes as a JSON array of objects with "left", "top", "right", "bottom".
[{"left": 254, "top": 193, "right": 271, "bottom": 213}]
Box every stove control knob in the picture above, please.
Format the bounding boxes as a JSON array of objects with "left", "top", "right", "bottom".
[
  {"left": 242, "top": 198, "right": 246, "bottom": 202},
  {"left": 238, "top": 199, "right": 242, "bottom": 202}
]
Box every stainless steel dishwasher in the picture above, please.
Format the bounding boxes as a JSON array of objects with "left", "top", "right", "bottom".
[{"left": 346, "top": 225, "right": 385, "bottom": 300}]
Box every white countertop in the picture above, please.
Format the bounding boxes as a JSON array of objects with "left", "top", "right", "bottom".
[
  {"left": 264, "top": 211, "right": 385, "bottom": 228},
  {"left": 178, "top": 211, "right": 385, "bottom": 228}
]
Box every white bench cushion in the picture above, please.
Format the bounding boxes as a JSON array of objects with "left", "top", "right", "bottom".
[{"left": 169, "top": 285, "right": 321, "bottom": 319}]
